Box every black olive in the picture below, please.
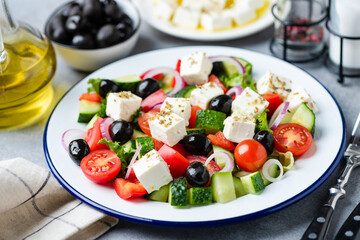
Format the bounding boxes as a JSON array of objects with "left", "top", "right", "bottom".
[
  {"left": 103, "top": 0, "right": 123, "bottom": 23},
  {"left": 135, "top": 78, "right": 160, "bottom": 98},
  {"left": 116, "top": 22, "right": 133, "bottom": 37},
  {"left": 82, "top": 0, "right": 103, "bottom": 23},
  {"left": 110, "top": 120, "right": 133, "bottom": 144},
  {"left": 68, "top": 139, "right": 90, "bottom": 165},
  {"left": 185, "top": 161, "right": 210, "bottom": 187},
  {"left": 209, "top": 94, "right": 233, "bottom": 116},
  {"left": 96, "top": 24, "right": 123, "bottom": 47},
  {"left": 72, "top": 33, "right": 96, "bottom": 49},
  {"left": 51, "top": 27, "right": 71, "bottom": 44},
  {"left": 253, "top": 130, "right": 275, "bottom": 155},
  {"left": 210, "top": 61, "right": 225, "bottom": 78},
  {"left": 182, "top": 133, "right": 212, "bottom": 156},
  {"left": 65, "top": 15, "right": 85, "bottom": 33},
  {"left": 62, "top": 2, "right": 81, "bottom": 18},
  {"left": 49, "top": 15, "right": 65, "bottom": 33},
  {"left": 99, "top": 79, "right": 121, "bottom": 98}
]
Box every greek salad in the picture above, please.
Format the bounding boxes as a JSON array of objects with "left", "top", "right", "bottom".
[{"left": 63, "top": 51, "right": 318, "bottom": 207}]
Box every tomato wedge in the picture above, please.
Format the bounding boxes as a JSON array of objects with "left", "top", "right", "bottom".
[
  {"left": 262, "top": 93, "right": 282, "bottom": 116},
  {"left": 207, "top": 131, "right": 235, "bottom": 151},
  {"left": 189, "top": 105, "right": 202, "bottom": 128},
  {"left": 80, "top": 149, "right": 121, "bottom": 183},
  {"left": 138, "top": 109, "right": 160, "bottom": 136},
  {"left": 273, "top": 123, "right": 313, "bottom": 156},
  {"left": 158, "top": 144, "right": 190, "bottom": 178},
  {"left": 79, "top": 92, "right": 102, "bottom": 103},
  {"left": 140, "top": 89, "right": 167, "bottom": 112},
  {"left": 234, "top": 139, "right": 267, "bottom": 172},
  {"left": 187, "top": 155, "right": 221, "bottom": 175},
  {"left": 208, "top": 74, "right": 227, "bottom": 93},
  {"left": 83, "top": 117, "right": 108, "bottom": 152},
  {"left": 113, "top": 178, "right": 147, "bottom": 200}
]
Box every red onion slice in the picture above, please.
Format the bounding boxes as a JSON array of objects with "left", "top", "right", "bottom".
[
  {"left": 100, "top": 117, "right": 114, "bottom": 141},
  {"left": 262, "top": 159, "right": 284, "bottom": 183},
  {"left": 209, "top": 56, "right": 246, "bottom": 74},
  {"left": 150, "top": 102, "right": 163, "bottom": 110},
  {"left": 226, "top": 86, "right": 243, "bottom": 98},
  {"left": 125, "top": 144, "right": 142, "bottom": 180},
  {"left": 270, "top": 101, "right": 290, "bottom": 130},
  {"left": 143, "top": 67, "right": 186, "bottom": 97},
  {"left": 61, "top": 129, "right": 85, "bottom": 152},
  {"left": 205, "top": 151, "right": 234, "bottom": 172}
]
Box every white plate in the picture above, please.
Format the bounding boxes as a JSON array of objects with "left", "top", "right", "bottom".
[
  {"left": 44, "top": 46, "right": 346, "bottom": 227},
  {"left": 133, "top": 0, "right": 274, "bottom": 41}
]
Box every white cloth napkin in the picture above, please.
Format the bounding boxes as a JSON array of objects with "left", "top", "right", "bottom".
[{"left": 0, "top": 158, "right": 118, "bottom": 240}]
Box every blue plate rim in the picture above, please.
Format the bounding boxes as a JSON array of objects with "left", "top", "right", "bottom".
[{"left": 43, "top": 46, "right": 347, "bottom": 228}]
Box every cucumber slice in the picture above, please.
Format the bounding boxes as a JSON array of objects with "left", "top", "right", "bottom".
[
  {"left": 78, "top": 100, "right": 101, "bottom": 123},
  {"left": 240, "top": 171, "right": 265, "bottom": 194},
  {"left": 234, "top": 57, "right": 252, "bottom": 74},
  {"left": 135, "top": 137, "right": 155, "bottom": 158},
  {"left": 212, "top": 145, "right": 234, "bottom": 170},
  {"left": 174, "top": 86, "right": 196, "bottom": 98},
  {"left": 260, "top": 164, "right": 279, "bottom": 186},
  {"left": 186, "top": 128, "right": 206, "bottom": 135},
  {"left": 132, "top": 129, "right": 147, "bottom": 139},
  {"left": 113, "top": 74, "right": 141, "bottom": 93},
  {"left": 194, "top": 110, "right": 226, "bottom": 134},
  {"left": 169, "top": 178, "right": 188, "bottom": 207},
  {"left": 148, "top": 184, "right": 169, "bottom": 202},
  {"left": 188, "top": 187, "right": 212, "bottom": 205},
  {"left": 211, "top": 172, "right": 236, "bottom": 203},
  {"left": 232, "top": 176, "right": 247, "bottom": 198},
  {"left": 222, "top": 57, "right": 252, "bottom": 76},
  {"left": 291, "top": 103, "right": 315, "bottom": 133},
  {"left": 160, "top": 73, "right": 174, "bottom": 94},
  {"left": 85, "top": 114, "right": 99, "bottom": 131}
]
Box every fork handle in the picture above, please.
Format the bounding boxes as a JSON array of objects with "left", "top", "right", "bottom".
[
  {"left": 335, "top": 201, "right": 360, "bottom": 240},
  {"left": 301, "top": 205, "right": 334, "bottom": 240}
]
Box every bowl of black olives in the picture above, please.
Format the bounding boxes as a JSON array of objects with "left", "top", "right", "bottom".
[{"left": 45, "top": 0, "right": 140, "bottom": 72}]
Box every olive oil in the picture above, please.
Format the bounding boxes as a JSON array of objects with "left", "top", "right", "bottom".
[{"left": 0, "top": 31, "right": 56, "bottom": 129}]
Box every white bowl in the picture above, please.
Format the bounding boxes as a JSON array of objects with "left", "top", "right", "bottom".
[{"left": 45, "top": 0, "right": 141, "bottom": 72}]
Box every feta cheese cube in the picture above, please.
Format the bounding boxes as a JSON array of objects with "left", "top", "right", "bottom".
[
  {"left": 153, "top": 0, "right": 178, "bottom": 21},
  {"left": 148, "top": 111, "right": 187, "bottom": 147},
  {"left": 133, "top": 150, "right": 173, "bottom": 193},
  {"left": 223, "top": 114, "right": 256, "bottom": 143},
  {"left": 200, "top": 11, "right": 232, "bottom": 31},
  {"left": 106, "top": 91, "right": 142, "bottom": 121},
  {"left": 160, "top": 97, "right": 191, "bottom": 126},
  {"left": 235, "top": 0, "right": 265, "bottom": 9},
  {"left": 202, "top": 0, "right": 227, "bottom": 12},
  {"left": 181, "top": 0, "right": 204, "bottom": 11},
  {"left": 256, "top": 72, "right": 292, "bottom": 101},
  {"left": 232, "top": 87, "right": 269, "bottom": 117},
  {"left": 227, "top": 4, "right": 256, "bottom": 25},
  {"left": 190, "top": 82, "right": 224, "bottom": 109},
  {"left": 180, "top": 52, "right": 213, "bottom": 85},
  {"left": 172, "top": 7, "right": 201, "bottom": 29},
  {"left": 286, "top": 86, "right": 319, "bottom": 113}
]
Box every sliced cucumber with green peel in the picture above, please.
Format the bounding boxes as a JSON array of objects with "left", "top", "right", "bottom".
[
  {"left": 113, "top": 74, "right": 141, "bottom": 93},
  {"left": 240, "top": 171, "right": 265, "bottom": 194},
  {"left": 169, "top": 178, "right": 188, "bottom": 207},
  {"left": 213, "top": 145, "right": 234, "bottom": 170},
  {"left": 260, "top": 164, "right": 279, "bottom": 186},
  {"left": 234, "top": 57, "right": 252, "bottom": 74},
  {"left": 160, "top": 73, "right": 174, "bottom": 94},
  {"left": 291, "top": 103, "right": 315, "bottom": 133},
  {"left": 78, "top": 100, "right": 101, "bottom": 123},
  {"left": 132, "top": 129, "right": 147, "bottom": 139},
  {"left": 211, "top": 172, "right": 236, "bottom": 203},
  {"left": 188, "top": 187, "right": 212, "bottom": 205},
  {"left": 135, "top": 137, "right": 155, "bottom": 158},
  {"left": 148, "top": 184, "right": 169, "bottom": 202},
  {"left": 194, "top": 110, "right": 226, "bottom": 134},
  {"left": 174, "top": 86, "right": 196, "bottom": 98},
  {"left": 186, "top": 128, "right": 206, "bottom": 135},
  {"left": 85, "top": 114, "right": 99, "bottom": 131},
  {"left": 232, "top": 176, "right": 247, "bottom": 198}
]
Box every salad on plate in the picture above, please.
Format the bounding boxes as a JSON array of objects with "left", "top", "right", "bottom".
[{"left": 62, "top": 51, "right": 318, "bottom": 207}]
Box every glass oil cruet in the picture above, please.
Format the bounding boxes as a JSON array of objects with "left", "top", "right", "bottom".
[{"left": 0, "top": 0, "right": 56, "bottom": 129}]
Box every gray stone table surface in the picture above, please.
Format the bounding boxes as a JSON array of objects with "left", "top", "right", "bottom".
[{"left": 1, "top": 0, "right": 360, "bottom": 239}]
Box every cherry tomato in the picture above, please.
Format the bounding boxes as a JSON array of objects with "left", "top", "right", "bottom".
[
  {"left": 234, "top": 139, "right": 267, "bottom": 172},
  {"left": 273, "top": 123, "right": 313, "bottom": 156},
  {"left": 158, "top": 144, "right": 190, "bottom": 178},
  {"left": 140, "top": 89, "right": 167, "bottom": 112},
  {"left": 80, "top": 149, "right": 121, "bottom": 183},
  {"left": 207, "top": 131, "right": 235, "bottom": 151},
  {"left": 175, "top": 59, "right": 181, "bottom": 72},
  {"left": 113, "top": 178, "right": 147, "bottom": 200},
  {"left": 79, "top": 92, "right": 102, "bottom": 103},
  {"left": 187, "top": 155, "right": 221, "bottom": 175},
  {"left": 209, "top": 74, "right": 227, "bottom": 93},
  {"left": 262, "top": 93, "right": 282, "bottom": 116},
  {"left": 138, "top": 109, "right": 160, "bottom": 136},
  {"left": 83, "top": 117, "right": 108, "bottom": 152},
  {"left": 189, "top": 105, "right": 202, "bottom": 128}
]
